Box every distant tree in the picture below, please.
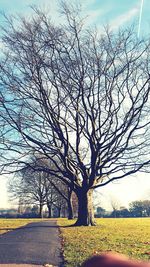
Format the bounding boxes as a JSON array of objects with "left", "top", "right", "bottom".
[
  {"left": 25, "top": 153, "right": 75, "bottom": 219},
  {"left": 9, "top": 157, "right": 73, "bottom": 218},
  {"left": 17, "top": 198, "right": 25, "bottom": 215},
  {"left": 142, "top": 200, "right": 150, "bottom": 216},
  {"left": 1, "top": 4, "right": 150, "bottom": 225},
  {"left": 24, "top": 206, "right": 32, "bottom": 214},
  {"left": 34, "top": 155, "right": 74, "bottom": 219},
  {"left": 117, "top": 206, "right": 131, "bottom": 218},
  {"left": 53, "top": 193, "right": 67, "bottom": 218},
  {"left": 45, "top": 180, "right": 57, "bottom": 218},
  {"left": 46, "top": 175, "right": 74, "bottom": 219},
  {"left": 96, "top": 207, "right": 106, "bottom": 217},
  {"left": 17, "top": 204, "right": 39, "bottom": 218},
  {"left": 8, "top": 169, "right": 48, "bottom": 218},
  {"left": 130, "top": 201, "right": 144, "bottom": 217},
  {"left": 31, "top": 205, "right": 39, "bottom": 216},
  {"left": 110, "top": 198, "right": 120, "bottom": 218},
  {"left": 130, "top": 200, "right": 150, "bottom": 217},
  {"left": 45, "top": 177, "right": 69, "bottom": 218}
]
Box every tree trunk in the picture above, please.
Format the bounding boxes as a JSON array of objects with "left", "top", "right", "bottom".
[
  {"left": 57, "top": 207, "right": 61, "bottom": 218},
  {"left": 75, "top": 189, "right": 96, "bottom": 226},
  {"left": 47, "top": 204, "right": 52, "bottom": 218},
  {"left": 67, "top": 190, "right": 73, "bottom": 220},
  {"left": 39, "top": 204, "right": 43, "bottom": 218}
]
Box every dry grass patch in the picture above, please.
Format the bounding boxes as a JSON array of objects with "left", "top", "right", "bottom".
[
  {"left": 58, "top": 218, "right": 150, "bottom": 267},
  {"left": 0, "top": 218, "right": 46, "bottom": 234}
]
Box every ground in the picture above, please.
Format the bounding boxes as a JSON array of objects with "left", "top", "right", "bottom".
[
  {"left": 0, "top": 218, "right": 149, "bottom": 267},
  {"left": 58, "top": 218, "right": 150, "bottom": 267}
]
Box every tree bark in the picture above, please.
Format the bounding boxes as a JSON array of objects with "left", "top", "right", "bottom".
[
  {"left": 39, "top": 204, "right": 43, "bottom": 218},
  {"left": 57, "top": 207, "right": 61, "bottom": 218},
  {"left": 47, "top": 204, "right": 52, "bottom": 218},
  {"left": 67, "top": 190, "right": 73, "bottom": 219},
  {"left": 75, "top": 189, "right": 96, "bottom": 226}
]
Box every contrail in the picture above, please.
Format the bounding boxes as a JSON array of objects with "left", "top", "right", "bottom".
[{"left": 138, "top": 0, "right": 144, "bottom": 38}]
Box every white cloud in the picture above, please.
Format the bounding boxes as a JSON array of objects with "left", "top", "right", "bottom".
[
  {"left": 110, "top": 6, "right": 139, "bottom": 30},
  {"left": 84, "top": 8, "right": 106, "bottom": 26}
]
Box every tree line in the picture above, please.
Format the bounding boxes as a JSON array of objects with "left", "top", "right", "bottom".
[
  {"left": 8, "top": 154, "right": 78, "bottom": 219},
  {"left": 96, "top": 200, "right": 150, "bottom": 218}
]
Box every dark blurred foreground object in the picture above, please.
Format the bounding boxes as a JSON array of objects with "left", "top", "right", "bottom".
[{"left": 81, "top": 253, "right": 150, "bottom": 267}]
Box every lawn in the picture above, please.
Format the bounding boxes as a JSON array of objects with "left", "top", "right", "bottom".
[
  {"left": 0, "top": 218, "right": 44, "bottom": 234},
  {"left": 58, "top": 218, "right": 150, "bottom": 267}
]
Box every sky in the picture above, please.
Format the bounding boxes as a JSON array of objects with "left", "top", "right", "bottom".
[{"left": 0, "top": 0, "right": 150, "bottom": 210}]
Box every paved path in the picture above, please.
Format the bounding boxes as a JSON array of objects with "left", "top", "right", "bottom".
[{"left": 0, "top": 220, "right": 62, "bottom": 266}]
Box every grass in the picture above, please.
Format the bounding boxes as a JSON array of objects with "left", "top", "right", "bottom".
[
  {"left": 58, "top": 218, "right": 150, "bottom": 267},
  {"left": 0, "top": 218, "right": 45, "bottom": 234},
  {"left": 0, "top": 217, "right": 149, "bottom": 267}
]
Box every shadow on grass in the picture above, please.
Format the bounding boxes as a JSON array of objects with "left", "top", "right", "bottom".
[
  {"left": 59, "top": 224, "right": 76, "bottom": 228},
  {"left": 0, "top": 222, "right": 60, "bottom": 232},
  {"left": 0, "top": 225, "right": 58, "bottom": 230}
]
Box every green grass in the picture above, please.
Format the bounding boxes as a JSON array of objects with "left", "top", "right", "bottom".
[
  {"left": 0, "top": 218, "right": 45, "bottom": 234},
  {"left": 58, "top": 218, "right": 150, "bottom": 267}
]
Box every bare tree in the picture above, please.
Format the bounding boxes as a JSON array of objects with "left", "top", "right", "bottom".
[
  {"left": 9, "top": 169, "right": 48, "bottom": 218},
  {"left": 0, "top": 4, "right": 150, "bottom": 225},
  {"left": 110, "top": 197, "right": 120, "bottom": 218},
  {"left": 29, "top": 153, "right": 74, "bottom": 219},
  {"left": 44, "top": 174, "right": 73, "bottom": 218},
  {"left": 9, "top": 155, "right": 73, "bottom": 218}
]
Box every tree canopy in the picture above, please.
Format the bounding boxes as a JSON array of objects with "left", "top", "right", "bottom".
[{"left": 0, "top": 5, "right": 150, "bottom": 225}]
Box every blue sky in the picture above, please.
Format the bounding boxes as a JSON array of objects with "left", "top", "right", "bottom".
[
  {"left": 0, "top": 0, "right": 149, "bottom": 36},
  {"left": 0, "top": 0, "right": 150, "bottom": 209}
]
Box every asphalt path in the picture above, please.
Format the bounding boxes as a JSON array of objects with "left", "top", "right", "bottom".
[{"left": 0, "top": 220, "right": 62, "bottom": 266}]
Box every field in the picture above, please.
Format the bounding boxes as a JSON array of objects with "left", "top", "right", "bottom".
[
  {"left": 0, "top": 218, "right": 44, "bottom": 235},
  {"left": 58, "top": 218, "right": 150, "bottom": 267}
]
